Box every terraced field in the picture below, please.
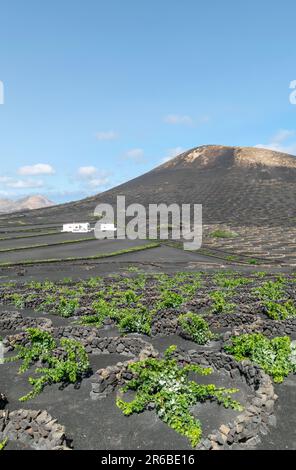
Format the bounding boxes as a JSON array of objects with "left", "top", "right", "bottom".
[
  {"left": 1, "top": 271, "right": 295, "bottom": 450},
  {"left": 1, "top": 145, "right": 296, "bottom": 452}
]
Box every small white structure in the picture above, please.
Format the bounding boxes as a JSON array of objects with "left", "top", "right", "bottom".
[
  {"left": 100, "top": 223, "right": 117, "bottom": 232},
  {"left": 62, "top": 223, "right": 91, "bottom": 233}
]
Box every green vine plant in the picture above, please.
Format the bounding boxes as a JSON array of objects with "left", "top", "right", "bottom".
[
  {"left": 0, "top": 438, "right": 7, "bottom": 451},
  {"left": 209, "top": 290, "right": 235, "bottom": 314},
  {"left": 225, "top": 333, "right": 296, "bottom": 383},
  {"left": 178, "top": 313, "right": 217, "bottom": 345},
  {"left": 6, "top": 328, "right": 90, "bottom": 401},
  {"left": 56, "top": 296, "right": 80, "bottom": 317},
  {"left": 116, "top": 345, "right": 243, "bottom": 447},
  {"left": 78, "top": 298, "right": 152, "bottom": 335},
  {"left": 158, "top": 290, "right": 185, "bottom": 309},
  {"left": 213, "top": 273, "right": 250, "bottom": 289},
  {"left": 254, "top": 278, "right": 296, "bottom": 320}
]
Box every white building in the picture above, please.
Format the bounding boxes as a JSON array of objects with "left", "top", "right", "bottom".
[
  {"left": 61, "top": 223, "right": 92, "bottom": 233},
  {"left": 100, "top": 223, "right": 117, "bottom": 232}
]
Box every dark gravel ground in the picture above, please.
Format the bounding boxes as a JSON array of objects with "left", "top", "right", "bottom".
[
  {"left": 258, "top": 375, "right": 296, "bottom": 450},
  {"left": 0, "top": 348, "right": 251, "bottom": 450},
  {"left": 0, "top": 238, "right": 154, "bottom": 264},
  {"left": 1, "top": 267, "right": 296, "bottom": 450},
  {"left": 0, "top": 231, "right": 94, "bottom": 250}
]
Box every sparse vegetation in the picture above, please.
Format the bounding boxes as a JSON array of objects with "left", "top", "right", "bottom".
[
  {"left": 210, "top": 229, "right": 238, "bottom": 239},
  {"left": 6, "top": 328, "right": 90, "bottom": 401},
  {"left": 209, "top": 290, "right": 235, "bottom": 314},
  {"left": 178, "top": 313, "right": 216, "bottom": 344},
  {"left": 0, "top": 242, "right": 161, "bottom": 267},
  {"left": 225, "top": 333, "right": 296, "bottom": 383},
  {"left": 117, "top": 345, "right": 243, "bottom": 447},
  {"left": 254, "top": 278, "right": 296, "bottom": 319}
]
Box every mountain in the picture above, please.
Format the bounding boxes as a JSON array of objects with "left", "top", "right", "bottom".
[
  {"left": 2, "top": 145, "right": 296, "bottom": 226},
  {"left": 0, "top": 195, "right": 55, "bottom": 214}
]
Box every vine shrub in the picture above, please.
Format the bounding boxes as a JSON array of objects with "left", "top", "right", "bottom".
[
  {"left": 225, "top": 333, "right": 296, "bottom": 383},
  {"left": 56, "top": 296, "right": 80, "bottom": 317},
  {"left": 116, "top": 346, "right": 243, "bottom": 447},
  {"left": 80, "top": 299, "right": 152, "bottom": 335},
  {"left": 254, "top": 278, "right": 296, "bottom": 320},
  {"left": 117, "top": 307, "right": 151, "bottom": 335},
  {"left": 209, "top": 291, "right": 235, "bottom": 314},
  {"left": 6, "top": 328, "right": 90, "bottom": 401},
  {"left": 262, "top": 300, "right": 296, "bottom": 320},
  {"left": 178, "top": 313, "right": 216, "bottom": 345},
  {"left": 159, "top": 291, "right": 185, "bottom": 309}
]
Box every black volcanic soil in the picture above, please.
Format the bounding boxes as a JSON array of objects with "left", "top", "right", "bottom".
[
  {"left": 1, "top": 145, "right": 296, "bottom": 450},
  {"left": 0, "top": 238, "right": 153, "bottom": 264},
  {"left": 1, "top": 351, "right": 251, "bottom": 450},
  {"left": 1, "top": 145, "right": 295, "bottom": 228},
  {"left": 1, "top": 271, "right": 296, "bottom": 450},
  {"left": 0, "top": 317, "right": 251, "bottom": 450},
  {"left": 1, "top": 145, "right": 296, "bottom": 265}
]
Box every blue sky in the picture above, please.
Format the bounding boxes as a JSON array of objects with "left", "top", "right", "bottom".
[{"left": 0, "top": 0, "right": 296, "bottom": 203}]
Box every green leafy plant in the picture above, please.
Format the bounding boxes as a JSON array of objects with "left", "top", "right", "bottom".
[
  {"left": 0, "top": 439, "right": 7, "bottom": 451},
  {"left": 120, "top": 289, "right": 142, "bottom": 305},
  {"left": 21, "top": 338, "right": 90, "bottom": 401},
  {"left": 35, "top": 293, "right": 56, "bottom": 312},
  {"left": 6, "top": 293, "right": 25, "bottom": 309},
  {"left": 255, "top": 278, "right": 285, "bottom": 301},
  {"left": 254, "top": 271, "right": 267, "bottom": 278},
  {"left": 209, "top": 290, "right": 235, "bottom": 314},
  {"left": 254, "top": 278, "right": 296, "bottom": 319},
  {"left": 84, "top": 277, "right": 102, "bottom": 288},
  {"left": 248, "top": 259, "right": 259, "bottom": 265},
  {"left": 79, "top": 299, "right": 117, "bottom": 327},
  {"left": 263, "top": 300, "right": 296, "bottom": 320},
  {"left": 213, "top": 273, "right": 250, "bottom": 289},
  {"left": 80, "top": 299, "right": 152, "bottom": 335},
  {"left": 6, "top": 328, "right": 56, "bottom": 373},
  {"left": 159, "top": 291, "right": 184, "bottom": 309},
  {"left": 178, "top": 313, "right": 216, "bottom": 345},
  {"left": 118, "top": 307, "right": 152, "bottom": 335},
  {"left": 210, "top": 230, "right": 238, "bottom": 238},
  {"left": 56, "top": 296, "right": 80, "bottom": 317},
  {"left": 6, "top": 328, "right": 90, "bottom": 400},
  {"left": 127, "top": 266, "right": 140, "bottom": 273},
  {"left": 117, "top": 346, "right": 243, "bottom": 447},
  {"left": 225, "top": 333, "right": 296, "bottom": 383}
]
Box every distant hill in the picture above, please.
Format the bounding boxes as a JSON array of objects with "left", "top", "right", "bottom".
[
  {"left": 1, "top": 145, "right": 296, "bottom": 226},
  {"left": 0, "top": 195, "right": 55, "bottom": 214}
]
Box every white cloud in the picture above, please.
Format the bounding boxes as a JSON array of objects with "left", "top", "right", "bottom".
[
  {"left": 7, "top": 179, "right": 44, "bottom": 189},
  {"left": 164, "top": 114, "right": 193, "bottom": 125},
  {"left": 1, "top": 178, "right": 43, "bottom": 189},
  {"left": 0, "top": 175, "right": 44, "bottom": 189},
  {"left": 88, "top": 177, "right": 110, "bottom": 188},
  {"left": 0, "top": 176, "right": 11, "bottom": 184},
  {"left": 0, "top": 190, "right": 10, "bottom": 197},
  {"left": 255, "top": 129, "right": 296, "bottom": 155},
  {"left": 124, "top": 148, "right": 145, "bottom": 162},
  {"left": 95, "top": 130, "right": 118, "bottom": 141},
  {"left": 77, "top": 166, "right": 98, "bottom": 178},
  {"left": 76, "top": 166, "right": 111, "bottom": 189},
  {"left": 18, "top": 163, "right": 55, "bottom": 176},
  {"left": 161, "top": 146, "right": 184, "bottom": 163}
]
